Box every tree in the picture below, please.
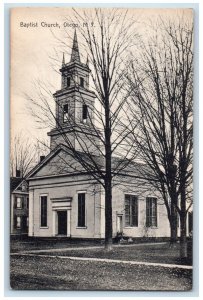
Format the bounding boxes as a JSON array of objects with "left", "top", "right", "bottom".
[
  {"left": 26, "top": 8, "right": 139, "bottom": 250},
  {"left": 10, "top": 133, "right": 42, "bottom": 178},
  {"left": 126, "top": 13, "right": 193, "bottom": 257}
]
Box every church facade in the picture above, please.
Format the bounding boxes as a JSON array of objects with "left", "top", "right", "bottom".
[{"left": 27, "top": 31, "right": 173, "bottom": 240}]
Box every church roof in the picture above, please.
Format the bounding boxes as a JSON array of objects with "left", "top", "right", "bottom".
[{"left": 26, "top": 143, "right": 152, "bottom": 181}]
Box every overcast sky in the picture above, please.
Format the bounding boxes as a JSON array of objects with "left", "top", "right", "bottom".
[{"left": 10, "top": 7, "right": 193, "bottom": 148}]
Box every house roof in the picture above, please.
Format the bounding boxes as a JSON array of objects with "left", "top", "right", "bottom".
[
  {"left": 10, "top": 177, "right": 28, "bottom": 193},
  {"left": 10, "top": 177, "right": 23, "bottom": 193}
]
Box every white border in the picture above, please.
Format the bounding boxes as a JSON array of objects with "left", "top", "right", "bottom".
[{"left": 2, "top": 1, "right": 201, "bottom": 300}]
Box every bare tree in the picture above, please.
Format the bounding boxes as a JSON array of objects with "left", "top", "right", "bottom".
[
  {"left": 10, "top": 133, "right": 42, "bottom": 178},
  {"left": 26, "top": 8, "right": 139, "bottom": 250},
  {"left": 126, "top": 13, "right": 193, "bottom": 258}
]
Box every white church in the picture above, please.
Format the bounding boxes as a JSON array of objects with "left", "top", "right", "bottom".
[{"left": 26, "top": 31, "right": 174, "bottom": 241}]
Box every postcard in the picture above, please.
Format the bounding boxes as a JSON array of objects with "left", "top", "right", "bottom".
[{"left": 10, "top": 7, "right": 193, "bottom": 291}]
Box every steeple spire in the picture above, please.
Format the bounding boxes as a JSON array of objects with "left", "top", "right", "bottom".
[
  {"left": 86, "top": 55, "right": 89, "bottom": 67},
  {"left": 70, "top": 30, "right": 80, "bottom": 62},
  {"left": 62, "top": 52, "right": 65, "bottom": 66}
]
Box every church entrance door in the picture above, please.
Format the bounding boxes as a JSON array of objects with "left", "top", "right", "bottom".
[{"left": 57, "top": 211, "right": 67, "bottom": 235}]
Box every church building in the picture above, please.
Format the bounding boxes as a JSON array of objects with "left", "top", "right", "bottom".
[{"left": 27, "top": 31, "right": 173, "bottom": 241}]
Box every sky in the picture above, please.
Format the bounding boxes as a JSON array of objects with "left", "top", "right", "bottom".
[{"left": 10, "top": 7, "right": 193, "bottom": 148}]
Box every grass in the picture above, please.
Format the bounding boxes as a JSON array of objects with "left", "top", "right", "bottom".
[
  {"left": 10, "top": 237, "right": 101, "bottom": 253},
  {"left": 27, "top": 243, "right": 192, "bottom": 266},
  {"left": 10, "top": 238, "right": 192, "bottom": 290},
  {"left": 10, "top": 255, "right": 192, "bottom": 291}
]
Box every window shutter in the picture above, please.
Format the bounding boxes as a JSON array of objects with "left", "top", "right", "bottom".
[
  {"left": 81, "top": 194, "right": 85, "bottom": 227},
  {"left": 14, "top": 215, "right": 17, "bottom": 229},
  {"left": 14, "top": 197, "right": 17, "bottom": 209},
  {"left": 153, "top": 198, "right": 157, "bottom": 227},
  {"left": 131, "top": 196, "right": 138, "bottom": 226},
  {"left": 41, "top": 196, "right": 47, "bottom": 227},
  {"left": 146, "top": 198, "right": 150, "bottom": 227},
  {"left": 78, "top": 193, "right": 85, "bottom": 227},
  {"left": 78, "top": 195, "right": 81, "bottom": 227},
  {"left": 125, "top": 195, "right": 130, "bottom": 226},
  {"left": 146, "top": 197, "right": 157, "bottom": 227}
]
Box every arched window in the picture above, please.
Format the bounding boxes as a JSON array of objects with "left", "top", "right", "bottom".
[
  {"left": 80, "top": 77, "right": 84, "bottom": 87},
  {"left": 82, "top": 104, "right": 88, "bottom": 123},
  {"left": 63, "top": 104, "right": 69, "bottom": 122},
  {"left": 67, "top": 77, "right": 71, "bottom": 87}
]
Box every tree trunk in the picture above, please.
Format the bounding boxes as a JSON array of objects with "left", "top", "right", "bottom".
[
  {"left": 104, "top": 180, "right": 113, "bottom": 250},
  {"left": 104, "top": 94, "right": 113, "bottom": 251},
  {"left": 179, "top": 172, "right": 187, "bottom": 258},
  {"left": 180, "top": 214, "right": 187, "bottom": 258},
  {"left": 170, "top": 223, "right": 177, "bottom": 244},
  {"left": 170, "top": 203, "right": 178, "bottom": 244}
]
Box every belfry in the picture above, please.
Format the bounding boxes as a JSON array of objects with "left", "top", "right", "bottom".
[{"left": 48, "top": 30, "right": 100, "bottom": 153}]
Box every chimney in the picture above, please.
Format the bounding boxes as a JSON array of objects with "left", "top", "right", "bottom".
[
  {"left": 40, "top": 155, "right": 45, "bottom": 163},
  {"left": 16, "top": 169, "right": 21, "bottom": 178}
]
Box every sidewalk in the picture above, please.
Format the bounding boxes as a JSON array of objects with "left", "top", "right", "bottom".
[
  {"left": 11, "top": 241, "right": 167, "bottom": 254},
  {"left": 11, "top": 252, "right": 192, "bottom": 270},
  {"left": 11, "top": 241, "right": 192, "bottom": 269}
]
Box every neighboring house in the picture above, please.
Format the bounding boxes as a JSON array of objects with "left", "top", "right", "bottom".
[
  {"left": 10, "top": 176, "right": 29, "bottom": 235},
  {"left": 26, "top": 31, "right": 189, "bottom": 240}
]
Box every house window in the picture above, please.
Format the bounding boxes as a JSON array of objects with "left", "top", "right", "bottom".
[
  {"left": 82, "top": 104, "right": 88, "bottom": 123},
  {"left": 125, "top": 195, "right": 138, "bottom": 227},
  {"left": 67, "top": 77, "right": 71, "bottom": 87},
  {"left": 146, "top": 197, "right": 157, "bottom": 227},
  {"left": 80, "top": 77, "right": 84, "bottom": 87},
  {"left": 63, "top": 104, "right": 69, "bottom": 122},
  {"left": 177, "top": 214, "right": 179, "bottom": 228},
  {"left": 40, "top": 196, "right": 47, "bottom": 227},
  {"left": 16, "top": 216, "right": 21, "bottom": 229},
  {"left": 27, "top": 197, "right": 29, "bottom": 209},
  {"left": 78, "top": 193, "right": 86, "bottom": 227},
  {"left": 16, "top": 197, "right": 22, "bottom": 209},
  {"left": 22, "top": 183, "right": 26, "bottom": 192}
]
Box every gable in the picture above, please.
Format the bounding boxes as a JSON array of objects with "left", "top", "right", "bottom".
[
  {"left": 10, "top": 177, "right": 22, "bottom": 192},
  {"left": 10, "top": 178, "right": 28, "bottom": 193},
  {"left": 28, "top": 148, "right": 85, "bottom": 178}
]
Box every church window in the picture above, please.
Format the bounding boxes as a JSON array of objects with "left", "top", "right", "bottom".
[
  {"left": 40, "top": 195, "right": 47, "bottom": 227},
  {"left": 82, "top": 104, "right": 88, "bottom": 123},
  {"left": 125, "top": 195, "right": 138, "bottom": 227},
  {"left": 146, "top": 197, "right": 157, "bottom": 227},
  {"left": 63, "top": 104, "right": 69, "bottom": 122},
  {"left": 78, "top": 193, "right": 86, "bottom": 227},
  {"left": 80, "top": 77, "right": 84, "bottom": 87},
  {"left": 67, "top": 77, "right": 71, "bottom": 87}
]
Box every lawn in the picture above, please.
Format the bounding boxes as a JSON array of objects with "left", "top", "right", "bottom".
[
  {"left": 10, "top": 237, "right": 100, "bottom": 253},
  {"left": 10, "top": 255, "right": 192, "bottom": 291},
  {"left": 27, "top": 243, "right": 192, "bottom": 266}
]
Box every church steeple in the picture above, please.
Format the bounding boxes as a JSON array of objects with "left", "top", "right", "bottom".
[
  {"left": 86, "top": 55, "right": 89, "bottom": 67},
  {"left": 70, "top": 30, "right": 80, "bottom": 62},
  {"left": 48, "top": 30, "right": 100, "bottom": 153},
  {"left": 62, "top": 52, "right": 65, "bottom": 66}
]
